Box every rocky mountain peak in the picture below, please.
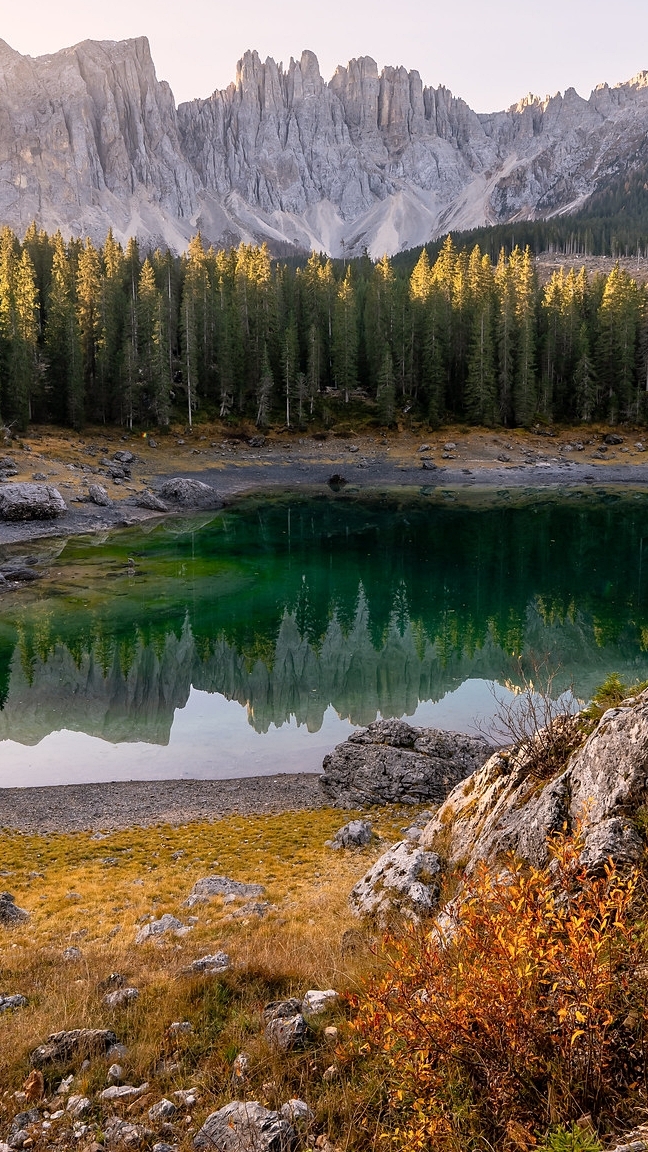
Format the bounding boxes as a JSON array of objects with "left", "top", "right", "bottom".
[{"left": 1, "top": 36, "right": 648, "bottom": 256}]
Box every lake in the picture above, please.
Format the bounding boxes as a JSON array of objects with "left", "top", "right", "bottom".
[{"left": 1, "top": 487, "right": 648, "bottom": 787}]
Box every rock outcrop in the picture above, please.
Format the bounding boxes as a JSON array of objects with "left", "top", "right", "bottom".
[
  {"left": 420, "top": 692, "right": 648, "bottom": 876},
  {"left": 320, "top": 719, "right": 493, "bottom": 807},
  {"left": 4, "top": 35, "right": 648, "bottom": 255}
]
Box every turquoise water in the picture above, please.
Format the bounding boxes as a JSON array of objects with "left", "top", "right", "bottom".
[{"left": 1, "top": 488, "right": 648, "bottom": 786}]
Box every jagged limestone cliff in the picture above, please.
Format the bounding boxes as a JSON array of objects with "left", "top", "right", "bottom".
[{"left": 2, "top": 36, "right": 648, "bottom": 255}]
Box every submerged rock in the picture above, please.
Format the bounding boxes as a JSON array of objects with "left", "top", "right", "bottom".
[{"left": 320, "top": 719, "right": 493, "bottom": 808}]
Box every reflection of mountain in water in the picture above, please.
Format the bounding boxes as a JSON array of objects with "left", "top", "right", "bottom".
[
  {"left": 2, "top": 591, "right": 648, "bottom": 746},
  {"left": 3, "top": 493, "right": 648, "bottom": 747}
]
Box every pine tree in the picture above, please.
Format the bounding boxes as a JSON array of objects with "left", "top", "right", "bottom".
[
  {"left": 376, "top": 346, "right": 396, "bottom": 424},
  {"left": 76, "top": 238, "right": 102, "bottom": 420},
  {"left": 45, "top": 234, "right": 83, "bottom": 428},
  {"left": 332, "top": 267, "right": 358, "bottom": 403},
  {"left": 465, "top": 249, "right": 497, "bottom": 424}
]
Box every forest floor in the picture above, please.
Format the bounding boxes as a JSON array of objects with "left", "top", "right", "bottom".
[{"left": 3, "top": 418, "right": 648, "bottom": 548}]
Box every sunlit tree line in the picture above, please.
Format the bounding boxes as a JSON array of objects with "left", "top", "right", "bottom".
[{"left": 1, "top": 224, "right": 648, "bottom": 431}]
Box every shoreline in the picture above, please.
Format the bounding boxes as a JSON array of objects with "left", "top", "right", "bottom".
[
  {"left": 0, "top": 772, "right": 328, "bottom": 833},
  {"left": 3, "top": 452, "right": 648, "bottom": 549}
]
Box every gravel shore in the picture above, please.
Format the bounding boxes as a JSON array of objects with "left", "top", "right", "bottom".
[{"left": 0, "top": 773, "right": 328, "bottom": 833}]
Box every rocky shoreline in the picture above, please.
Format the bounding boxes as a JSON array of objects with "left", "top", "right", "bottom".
[
  {"left": 0, "top": 774, "right": 328, "bottom": 833},
  {"left": 3, "top": 450, "right": 648, "bottom": 549}
]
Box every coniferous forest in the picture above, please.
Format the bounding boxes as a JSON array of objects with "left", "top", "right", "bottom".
[{"left": 1, "top": 223, "right": 648, "bottom": 433}]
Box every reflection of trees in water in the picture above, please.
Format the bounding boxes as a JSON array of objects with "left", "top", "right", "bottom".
[
  {"left": 2, "top": 495, "right": 648, "bottom": 743},
  {"left": 1, "top": 597, "right": 648, "bottom": 747}
]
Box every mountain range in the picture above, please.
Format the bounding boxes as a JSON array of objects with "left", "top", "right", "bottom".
[{"left": 1, "top": 35, "right": 647, "bottom": 257}]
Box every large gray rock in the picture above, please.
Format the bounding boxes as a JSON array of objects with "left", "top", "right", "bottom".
[
  {"left": 30, "top": 1028, "right": 117, "bottom": 1067},
  {"left": 320, "top": 719, "right": 493, "bottom": 807},
  {"left": 158, "top": 478, "right": 218, "bottom": 506},
  {"left": 349, "top": 840, "right": 442, "bottom": 923},
  {"left": 0, "top": 995, "right": 27, "bottom": 1012},
  {"left": 420, "top": 692, "right": 648, "bottom": 876},
  {"left": 194, "top": 1101, "right": 296, "bottom": 1152},
  {"left": 0, "top": 483, "right": 66, "bottom": 521}
]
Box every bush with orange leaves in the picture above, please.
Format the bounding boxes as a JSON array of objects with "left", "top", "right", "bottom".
[{"left": 347, "top": 834, "right": 648, "bottom": 1151}]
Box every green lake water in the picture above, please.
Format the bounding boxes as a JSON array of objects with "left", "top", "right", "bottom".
[{"left": 1, "top": 488, "right": 648, "bottom": 786}]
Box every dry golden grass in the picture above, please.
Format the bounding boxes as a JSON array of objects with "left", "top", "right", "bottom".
[{"left": 0, "top": 806, "right": 411, "bottom": 1149}]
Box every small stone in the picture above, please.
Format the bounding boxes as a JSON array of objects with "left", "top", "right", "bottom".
[
  {"left": 0, "top": 994, "right": 27, "bottom": 1013},
  {"left": 66, "top": 1097, "right": 91, "bottom": 1119},
  {"left": 168, "top": 1021, "right": 193, "bottom": 1035},
  {"left": 443, "top": 442, "right": 456, "bottom": 451},
  {"left": 173, "top": 1089, "right": 199, "bottom": 1107},
  {"left": 148, "top": 1100, "right": 176, "bottom": 1122},
  {"left": 322, "top": 1065, "right": 338, "bottom": 1082},
  {"left": 63, "top": 947, "right": 83, "bottom": 961},
  {"left": 100, "top": 1084, "right": 149, "bottom": 1102},
  {"left": 103, "top": 988, "right": 139, "bottom": 1008},
  {"left": 135, "top": 914, "right": 188, "bottom": 944},
  {"left": 265, "top": 1013, "right": 308, "bottom": 1051},
  {"left": 232, "top": 1052, "right": 249, "bottom": 1080},
  {"left": 185, "top": 952, "right": 230, "bottom": 974},
  {"left": 324, "top": 1026, "right": 338, "bottom": 1043},
  {"left": 328, "top": 820, "right": 373, "bottom": 850},
  {"left": 302, "top": 990, "right": 337, "bottom": 1018},
  {"left": 280, "top": 1099, "right": 313, "bottom": 1126},
  {"left": 107, "top": 1065, "right": 123, "bottom": 1083}
]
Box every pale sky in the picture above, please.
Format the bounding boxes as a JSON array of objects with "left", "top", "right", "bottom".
[{"left": 3, "top": 0, "right": 648, "bottom": 112}]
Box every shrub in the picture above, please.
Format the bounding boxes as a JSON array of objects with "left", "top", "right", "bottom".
[{"left": 347, "top": 834, "right": 646, "bottom": 1151}]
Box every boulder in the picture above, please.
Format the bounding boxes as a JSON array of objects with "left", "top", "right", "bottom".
[
  {"left": 194, "top": 1101, "right": 296, "bottom": 1152},
  {"left": 420, "top": 691, "right": 648, "bottom": 876},
  {"left": 327, "top": 820, "right": 373, "bottom": 849},
  {"left": 349, "top": 840, "right": 442, "bottom": 923},
  {"left": 320, "top": 719, "right": 493, "bottom": 808},
  {"left": 113, "top": 451, "right": 135, "bottom": 464},
  {"left": 158, "top": 478, "right": 218, "bottom": 506},
  {"left": 279, "top": 1101, "right": 312, "bottom": 1127},
  {"left": 30, "top": 1028, "right": 117, "bottom": 1067},
  {"left": 0, "top": 483, "right": 66, "bottom": 521},
  {"left": 134, "top": 491, "right": 169, "bottom": 512},
  {"left": 0, "top": 893, "right": 29, "bottom": 926},
  {"left": 87, "top": 484, "right": 113, "bottom": 507}
]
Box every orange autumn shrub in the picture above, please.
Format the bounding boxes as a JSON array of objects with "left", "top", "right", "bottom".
[{"left": 348, "top": 835, "right": 647, "bottom": 1151}]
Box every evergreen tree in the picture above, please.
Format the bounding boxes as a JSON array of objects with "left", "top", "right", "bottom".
[
  {"left": 332, "top": 267, "right": 358, "bottom": 403},
  {"left": 45, "top": 234, "right": 83, "bottom": 427}
]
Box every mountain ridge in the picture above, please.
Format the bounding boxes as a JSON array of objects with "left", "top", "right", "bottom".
[{"left": 1, "top": 35, "right": 648, "bottom": 256}]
